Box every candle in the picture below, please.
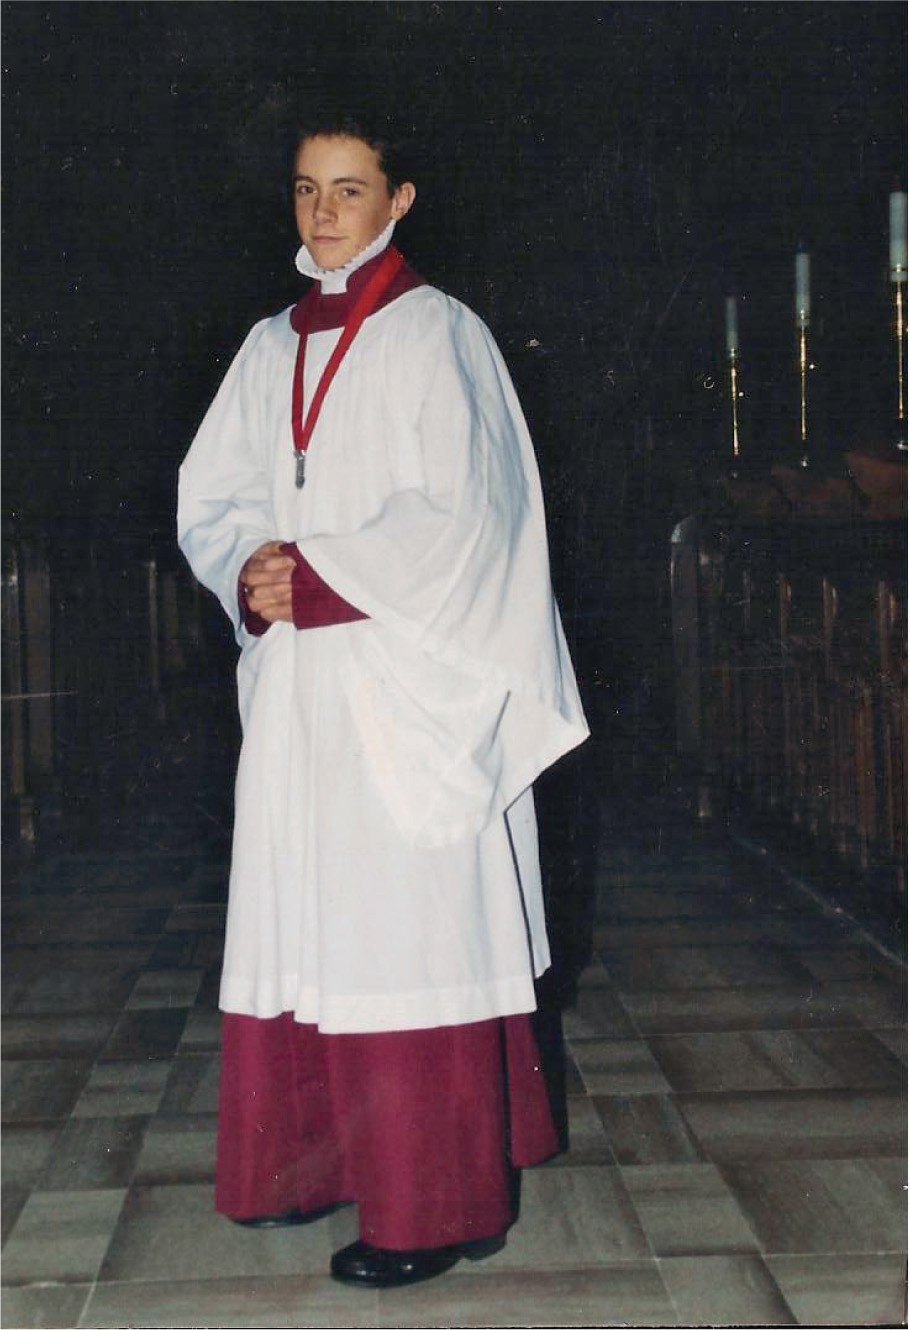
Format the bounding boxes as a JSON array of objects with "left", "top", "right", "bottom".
[
  {"left": 890, "top": 192, "right": 907, "bottom": 281},
  {"left": 795, "top": 250, "right": 810, "bottom": 328},
  {"left": 725, "top": 296, "right": 739, "bottom": 357}
]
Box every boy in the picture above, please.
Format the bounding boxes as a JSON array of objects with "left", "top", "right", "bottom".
[{"left": 177, "top": 117, "right": 588, "bottom": 1288}]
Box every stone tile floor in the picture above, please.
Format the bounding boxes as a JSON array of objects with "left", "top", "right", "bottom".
[{"left": 2, "top": 781, "right": 906, "bottom": 1327}]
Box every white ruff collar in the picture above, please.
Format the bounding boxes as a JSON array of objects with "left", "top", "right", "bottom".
[{"left": 294, "top": 220, "right": 396, "bottom": 294}]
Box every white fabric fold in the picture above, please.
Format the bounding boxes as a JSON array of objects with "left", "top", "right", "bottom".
[
  {"left": 177, "top": 277, "right": 588, "bottom": 1031},
  {"left": 296, "top": 293, "right": 588, "bottom": 846}
]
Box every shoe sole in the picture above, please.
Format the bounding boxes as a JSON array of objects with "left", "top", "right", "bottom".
[
  {"left": 330, "top": 1237, "right": 505, "bottom": 1288},
  {"left": 232, "top": 1201, "right": 351, "bottom": 1229},
  {"left": 330, "top": 1254, "right": 461, "bottom": 1289}
]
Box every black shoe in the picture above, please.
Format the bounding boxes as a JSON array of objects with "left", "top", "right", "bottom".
[
  {"left": 459, "top": 1234, "right": 507, "bottom": 1262},
  {"left": 330, "top": 1240, "right": 464, "bottom": 1288},
  {"left": 232, "top": 1201, "right": 348, "bottom": 1229}
]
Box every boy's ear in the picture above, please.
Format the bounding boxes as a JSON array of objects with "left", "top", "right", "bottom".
[{"left": 391, "top": 182, "right": 416, "bottom": 220}]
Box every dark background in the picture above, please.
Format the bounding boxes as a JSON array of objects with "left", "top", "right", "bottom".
[
  {"left": 2, "top": 1, "right": 907, "bottom": 810},
  {"left": 2, "top": 1, "right": 906, "bottom": 978},
  {"left": 3, "top": 1, "right": 906, "bottom": 561}
]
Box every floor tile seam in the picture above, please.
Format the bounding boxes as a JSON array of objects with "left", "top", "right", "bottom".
[
  {"left": 628, "top": 1025, "right": 908, "bottom": 1044},
  {"left": 619, "top": 1151, "right": 910, "bottom": 1176},
  {"left": 4, "top": 1179, "right": 133, "bottom": 1293},
  {"left": 764, "top": 1250, "right": 910, "bottom": 1267},
  {"left": 91, "top": 1052, "right": 185, "bottom": 1067},
  {"left": 606, "top": 957, "right": 905, "bottom": 984},
  {"left": 1, "top": 1283, "right": 94, "bottom": 1330},
  {"left": 595, "top": 938, "right": 818, "bottom": 952},
  {"left": 18, "top": 850, "right": 205, "bottom": 865},
  {"left": 670, "top": 1085, "right": 908, "bottom": 1103},
  {"left": 34, "top": 1123, "right": 155, "bottom": 1191},
  {"left": 82, "top": 1257, "right": 672, "bottom": 1293},
  {"left": 605, "top": 1161, "right": 668, "bottom": 1273},
  {"left": 1, "top": 1276, "right": 95, "bottom": 1295},
  {"left": 615, "top": 1020, "right": 899, "bottom": 1037},
  {"left": 2, "top": 941, "right": 157, "bottom": 955},
  {"left": 1, "top": 1012, "right": 125, "bottom": 1024},
  {"left": 130, "top": 965, "right": 208, "bottom": 976},
  {"left": 754, "top": 1241, "right": 910, "bottom": 1259},
  {"left": 525, "top": 1159, "right": 620, "bottom": 1175},
  {"left": 31, "top": 1177, "right": 153, "bottom": 1198},
  {"left": 716, "top": 1152, "right": 907, "bottom": 1176},
  {"left": 729, "top": 831, "right": 907, "bottom": 969},
  {"left": 604, "top": 1079, "right": 909, "bottom": 1097},
  {"left": 581, "top": 980, "right": 652, "bottom": 1049},
  {"left": 661, "top": 1250, "right": 803, "bottom": 1327},
  {"left": 595, "top": 862, "right": 734, "bottom": 872},
  {"left": 610, "top": 979, "right": 897, "bottom": 998},
  {"left": 592, "top": 914, "right": 785, "bottom": 928},
  {"left": 4, "top": 903, "right": 182, "bottom": 920},
  {"left": 1, "top": 1115, "right": 93, "bottom": 1130},
  {"left": 27, "top": 1106, "right": 153, "bottom": 1133},
  {"left": 660, "top": 1163, "right": 909, "bottom": 1263},
  {"left": 3, "top": 901, "right": 179, "bottom": 916},
  {"left": 643, "top": 1160, "right": 771, "bottom": 1255},
  {"left": 2, "top": 1050, "right": 116, "bottom": 1064},
  {"left": 592, "top": 894, "right": 742, "bottom": 907},
  {"left": 124, "top": 1002, "right": 204, "bottom": 1013},
  {"left": 652, "top": 1248, "right": 792, "bottom": 1296},
  {"left": 653, "top": 1251, "right": 780, "bottom": 1265},
  {"left": 2, "top": 1010, "right": 130, "bottom": 1021},
  {"left": 565, "top": 1033, "right": 655, "bottom": 1048},
  {"left": 573, "top": 1080, "right": 675, "bottom": 1100},
  {"left": 171, "top": 902, "right": 227, "bottom": 917},
  {"left": 650, "top": 1136, "right": 907, "bottom": 1172},
  {"left": 592, "top": 886, "right": 768, "bottom": 899},
  {"left": 620, "top": 1048, "right": 910, "bottom": 1091},
  {"left": 85, "top": 1260, "right": 667, "bottom": 1293},
  {"left": 76, "top": 1273, "right": 103, "bottom": 1329}
]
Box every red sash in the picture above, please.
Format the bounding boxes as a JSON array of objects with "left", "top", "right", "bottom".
[{"left": 291, "top": 247, "right": 405, "bottom": 486}]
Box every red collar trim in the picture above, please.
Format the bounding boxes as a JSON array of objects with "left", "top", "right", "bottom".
[{"left": 290, "top": 248, "right": 426, "bottom": 334}]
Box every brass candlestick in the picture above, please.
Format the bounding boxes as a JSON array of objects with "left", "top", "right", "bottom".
[
  {"left": 889, "top": 192, "right": 907, "bottom": 450},
  {"left": 724, "top": 295, "right": 741, "bottom": 470},
  {"left": 798, "top": 322, "right": 810, "bottom": 468},
  {"left": 729, "top": 351, "right": 741, "bottom": 467},
  {"left": 795, "top": 249, "right": 811, "bottom": 468},
  {"left": 894, "top": 274, "right": 907, "bottom": 448}
]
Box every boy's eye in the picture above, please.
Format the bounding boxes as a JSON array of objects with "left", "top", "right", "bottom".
[{"left": 295, "top": 183, "right": 314, "bottom": 196}]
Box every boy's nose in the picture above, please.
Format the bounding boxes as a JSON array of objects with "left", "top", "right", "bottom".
[{"left": 314, "top": 195, "right": 337, "bottom": 221}]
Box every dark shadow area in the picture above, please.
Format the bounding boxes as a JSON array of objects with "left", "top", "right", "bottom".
[{"left": 1, "top": 1, "right": 905, "bottom": 1207}]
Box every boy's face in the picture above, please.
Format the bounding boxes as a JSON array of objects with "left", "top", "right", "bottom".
[{"left": 293, "top": 135, "right": 415, "bottom": 271}]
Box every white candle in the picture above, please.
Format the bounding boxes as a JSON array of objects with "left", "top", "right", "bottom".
[
  {"left": 795, "top": 250, "right": 810, "bottom": 328},
  {"left": 725, "top": 297, "right": 739, "bottom": 357},
  {"left": 890, "top": 192, "right": 907, "bottom": 281}
]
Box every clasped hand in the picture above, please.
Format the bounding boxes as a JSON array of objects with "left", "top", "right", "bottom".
[{"left": 240, "top": 541, "right": 295, "bottom": 623}]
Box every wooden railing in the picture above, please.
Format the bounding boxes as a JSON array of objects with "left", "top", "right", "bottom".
[
  {"left": 1, "top": 538, "right": 236, "bottom": 845},
  {"left": 671, "top": 515, "right": 906, "bottom": 919}
]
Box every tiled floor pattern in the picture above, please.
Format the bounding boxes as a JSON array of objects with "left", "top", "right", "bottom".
[{"left": 2, "top": 796, "right": 906, "bottom": 1327}]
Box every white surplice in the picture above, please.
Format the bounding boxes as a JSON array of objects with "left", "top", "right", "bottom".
[{"left": 177, "top": 233, "right": 589, "bottom": 1033}]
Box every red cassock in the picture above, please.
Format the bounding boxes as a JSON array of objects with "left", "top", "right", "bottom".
[
  {"left": 217, "top": 1011, "right": 558, "bottom": 1249},
  {"left": 178, "top": 228, "right": 588, "bottom": 1247}
]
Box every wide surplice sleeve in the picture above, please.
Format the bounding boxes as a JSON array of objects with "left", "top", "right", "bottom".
[
  {"left": 177, "top": 318, "right": 284, "bottom": 640},
  {"left": 297, "top": 291, "right": 589, "bottom": 846}
]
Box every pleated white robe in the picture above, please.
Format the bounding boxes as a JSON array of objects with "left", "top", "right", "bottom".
[{"left": 178, "top": 282, "right": 589, "bottom": 1034}]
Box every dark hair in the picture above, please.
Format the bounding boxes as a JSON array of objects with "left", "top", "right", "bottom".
[{"left": 292, "top": 112, "right": 416, "bottom": 195}]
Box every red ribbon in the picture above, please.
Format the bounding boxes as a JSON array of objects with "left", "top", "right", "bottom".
[{"left": 292, "top": 246, "right": 405, "bottom": 461}]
